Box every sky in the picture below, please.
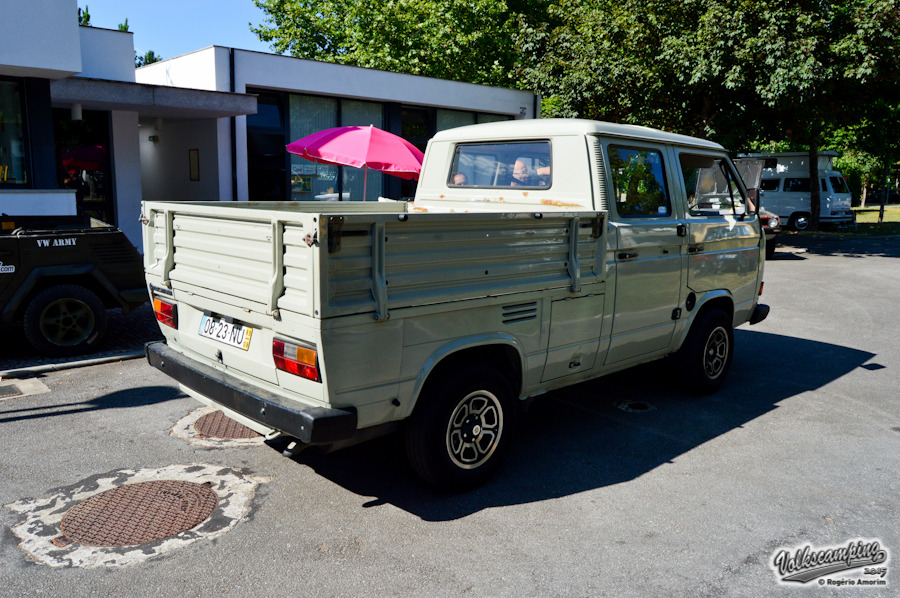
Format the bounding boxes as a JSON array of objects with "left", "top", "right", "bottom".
[{"left": 77, "top": 0, "right": 274, "bottom": 59}]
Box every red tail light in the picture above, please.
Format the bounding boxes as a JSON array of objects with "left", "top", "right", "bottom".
[
  {"left": 152, "top": 297, "right": 177, "bottom": 329},
  {"left": 273, "top": 338, "right": 320, "bottom": 382}
]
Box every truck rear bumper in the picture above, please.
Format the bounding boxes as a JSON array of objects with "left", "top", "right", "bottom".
[
  {"left": 749, "top": 303, "right": 770, "bottom": 325},
  {"left": 146, "top": 341, "right": 357, "bottom": 445}
]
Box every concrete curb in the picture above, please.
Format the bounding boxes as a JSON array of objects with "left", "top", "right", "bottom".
[{"left": 0, "top": 350, "right": 146, "bottom": 379}]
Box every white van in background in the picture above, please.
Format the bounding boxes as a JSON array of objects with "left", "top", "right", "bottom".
[{"left": 741, "top": 152, "right": 854, "bottom": 230}]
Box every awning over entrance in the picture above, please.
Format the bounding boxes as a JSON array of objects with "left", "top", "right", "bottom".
[{"left": 50, "top": 77, "right": 257, "bottom": 119}]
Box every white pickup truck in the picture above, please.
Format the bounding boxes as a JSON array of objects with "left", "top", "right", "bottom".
[{"left": 143, "top": 119, "right": 769, "bottom": 490}]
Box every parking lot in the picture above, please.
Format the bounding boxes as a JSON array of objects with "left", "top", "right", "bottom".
[{"left": 1, "top": 236, "right": 898, "bottom": 597}]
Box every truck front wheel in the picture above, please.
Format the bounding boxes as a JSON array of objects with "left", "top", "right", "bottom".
[
  {"left": 24, "top": 285, "right": 108, "bottom": 356},
  {"left": 677, "top": 309, "right": 734, "bottom": 395},
  {"left": 405, "top": 365, "right": 517, "bottom": 491}
]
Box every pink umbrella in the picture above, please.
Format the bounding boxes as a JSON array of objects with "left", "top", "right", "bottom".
[{"left": 286, "top": 125, "right": 424, "bottom": 200}]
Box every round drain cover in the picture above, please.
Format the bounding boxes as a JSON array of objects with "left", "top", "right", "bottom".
[
  {"left": 194, "top": 410, "right": 259, "bottom": 439},
  {"left": 60, "top": 481, "right": 218, "bottom": 547}
]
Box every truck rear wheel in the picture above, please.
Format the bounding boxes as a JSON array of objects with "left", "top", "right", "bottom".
[
  {"left": 405, "top": 365, "right": 517, "bottom": 491},
  {"left": 677, "top": 309, "right": 733, "bottom": 395},
  {"left": 24, "top": 285, "right": 107, "bottom": 356}
]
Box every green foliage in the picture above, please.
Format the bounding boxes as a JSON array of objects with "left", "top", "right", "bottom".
[
  {"left": 118, "top": 19, "right": 129, "bottom": 32},
  {"left": 252, "top": 0, "right": 538, "bottom": 86},
  {"left": 78, "top": 5, "right": 91, "bottom": 26},
  {"left": 135, "top": 50, "right": 163, "bottom": 68}
]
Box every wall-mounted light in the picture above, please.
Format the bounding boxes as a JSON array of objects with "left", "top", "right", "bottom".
[
  {"left": 148, "top": 135, "right": 159, "bottom": 142},
  {"left": 71, "top": 103, "right": 83, "bottom": 121}
]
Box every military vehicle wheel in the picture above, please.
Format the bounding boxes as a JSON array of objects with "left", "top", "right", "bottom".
[
  {"left": 677, "top": 309, "right": 734, "bottom": 395},
  {"left": 405, "top": 365, "right": 517, "bottom": 491},
  {"left": 24, "top": 285, "right": 107, "bottom": 356}
]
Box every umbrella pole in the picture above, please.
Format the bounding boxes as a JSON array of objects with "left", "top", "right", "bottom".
[{"left": 363, "top": 166, "right": 368, "bottom": 201}]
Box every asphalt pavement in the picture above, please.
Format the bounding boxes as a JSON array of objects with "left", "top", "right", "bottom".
[{"left": 0, "top": 236, "right": 898, "bottom": 597}]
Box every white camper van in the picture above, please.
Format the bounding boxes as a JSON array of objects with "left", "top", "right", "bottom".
[{"left": 741, "top": 152, "right": 853, "bottom": 230}]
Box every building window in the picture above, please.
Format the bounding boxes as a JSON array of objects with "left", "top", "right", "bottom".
[
  {"left": 53, "top": 109, "right": 114, "bottom": 224},
  {"left": 0, "top": 79, "right": 27, "bottom": 186}
]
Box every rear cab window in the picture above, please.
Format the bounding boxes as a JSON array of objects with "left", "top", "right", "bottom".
[
  {"left": 448, "top": 141, "right": 551, "bottom": 189},
  {"left": 678, "top": 153, "right": 754, "bottom": 217},
  {"left": 608, "top": 145, "right": 671, "bottom": 217},
  {"left": 760, "top": 179, "right": 780, "bottom": 191}
]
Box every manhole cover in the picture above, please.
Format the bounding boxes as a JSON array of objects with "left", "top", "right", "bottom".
[
  {"left": 59, "top": 480, "right": 218, "bottom": 547},
  {"left": 194, "top": 410, "right": 259, "bottom": 439},
  {"left": 0, "top": 383, "right": 22, "bottom": 399}
]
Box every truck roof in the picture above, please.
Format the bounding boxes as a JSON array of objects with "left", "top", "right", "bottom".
[
  {"left": 432, "top": 118, "right": 724, "bottom": 151},
  {"left": 740, "top": 151, "right": 840, "bottom": 158}
]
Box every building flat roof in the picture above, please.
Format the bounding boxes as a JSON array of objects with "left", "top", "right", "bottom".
[{"left": 50, "top": 77, "right": 257, "bottom": 119}]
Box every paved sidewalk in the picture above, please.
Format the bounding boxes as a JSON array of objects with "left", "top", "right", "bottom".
[{"left": 0, "top": 303, "right": 163, "bottom": 377}]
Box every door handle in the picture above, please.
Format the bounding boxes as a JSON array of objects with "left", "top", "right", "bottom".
[
  {"left": 688, "top": 245, "right": 705, "bottom": 254},
  {"left": 618, "top": 252, "right": 639, "bottom": 260}
]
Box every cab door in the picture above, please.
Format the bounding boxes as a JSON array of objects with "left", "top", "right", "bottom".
[
  {"left": 675, "top": 151, "right": 761, "bottom": 308},
  {"left": 605, "top": 143, "right": 686, "bottom": 365}
]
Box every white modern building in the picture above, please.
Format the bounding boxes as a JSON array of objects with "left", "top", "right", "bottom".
[{"left": 2, "top": 0, "right": 538, "bottom": 247}]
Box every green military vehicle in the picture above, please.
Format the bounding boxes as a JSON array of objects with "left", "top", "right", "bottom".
[{"left": 0, "top": 215, "right": 147, "bottom": 356}]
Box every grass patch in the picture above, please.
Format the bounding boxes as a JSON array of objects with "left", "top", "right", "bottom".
[{"left": 783, "top": 206, "right": 900, "bottom": 237}]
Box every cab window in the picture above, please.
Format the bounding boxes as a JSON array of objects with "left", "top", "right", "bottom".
[
  {"left": 760, "top": 179, "right": 780, "bottom": 191},
  {"left": 679, "top": 154, "right": 753, "bottom": 216},
  {"left": 830, "top": 176, "right": 850, "bottom": 194},
  {"left": 448, "top": 141, "right": 551, "bottom": 188},
  {"left": 609, "top": 146, "right": 671, "bottom": 217}
]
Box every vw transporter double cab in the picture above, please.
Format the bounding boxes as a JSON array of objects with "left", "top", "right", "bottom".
[{"left": 143, "top": 119, "right": 769, "bottom": 490}]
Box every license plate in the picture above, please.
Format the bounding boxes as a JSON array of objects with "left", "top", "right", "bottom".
[{"left": 199, "top": 315, "right": 253, "bottom": 351}]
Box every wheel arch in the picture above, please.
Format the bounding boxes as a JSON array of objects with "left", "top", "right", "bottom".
[
  {"left": 403, "top": 336, "right": 525, "bottom": 419},
  {"left": 676, "top": 290, "right": 734, "bottom": 351},
  {"left": 2, "top": 265, "right": 123, "bottom": 323}
]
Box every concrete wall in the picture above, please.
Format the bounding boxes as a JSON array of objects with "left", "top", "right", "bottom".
[
  {"left": 77, "top": 27, "right": 135, "bottom": 82},
  {"left": 110, "top": 111, "right": 143, "bottom": 247},
  {"left": 232, "top": 50, "right": 535, "bottom": 117},
  {"left": 139, "top": 118, "right": 221, "bottom": 206},
  {"left": 135, "top": 47, "right": 228, "bottom": 91},
  {"left": 0, "top": 0, "right": 81, "bottom": 79}
]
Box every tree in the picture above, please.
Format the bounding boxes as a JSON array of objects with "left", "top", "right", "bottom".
[
  {"left": 519, "top": 1, "right": 900, "bottom": 229},
  {"left": 78, "top": 5, "right": 91, "bottom": 26},
  {"left": 135, "top": 50, "right": 163, "bottom": 68},
  {"left": 118, "top": 19, "right": 129, "bottom": 32},
  {"left": 251, "top": 0, "right": 537, "bottom": 86}
]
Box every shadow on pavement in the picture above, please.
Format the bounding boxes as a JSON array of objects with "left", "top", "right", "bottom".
[
  {"left": 0, "top": 385, "right": 184, "bottom": 424},
  {"left": 778, "top": 234, "right": 900, "bottom": 259},
  {"left": 0, "top": 304, "right": 163, "bottom": 374},
  {"left": 286, "top": 329, "right": 877, "bottom": 521}
]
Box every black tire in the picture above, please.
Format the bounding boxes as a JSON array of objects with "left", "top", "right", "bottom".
[
  {"left": 765, "top": 238, "right": 776, "bottom": 259},
  {"left": 676, "top": 309, "right": 734, "bottom": 395},
  {"left": 405, "top": 365, "right": 517, "bottom": 491},
  {"left": 790, "top": 212, "right": 811, "bottom": 231},
  {"left": 23, "top": 285, "right": 108, "bottom": 357}
]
